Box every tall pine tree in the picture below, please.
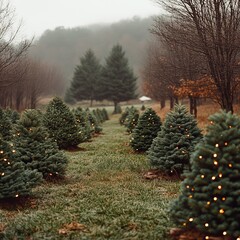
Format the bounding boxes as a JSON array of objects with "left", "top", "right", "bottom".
[
  {"left": 170, "top": 111, "right": 240, "bottom": 238},
  {"left": 100, "top": 44, "right": 137, "bottom": 112},
  {"left": 67, "top": 49, "right": 102, "bottom": 106}
]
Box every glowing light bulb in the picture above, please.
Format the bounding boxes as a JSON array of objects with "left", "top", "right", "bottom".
[
  {"left": 215, "top": 144, "right": 219, "bottom": 147},
  {"left": 201, "top": 175, "right": 205, "bottom": 178},
  {"left": 205, "top": 223, "right": 209, "bottom": 227},
  {"left": 219, "top": 209, "right": 224, "bottom": 214},
  {"left": 222, "top": 197, "right": 226, "bottom": 201},
  {"left": 207, "top": 201, "right": 211, "bottom": 205},
  {"left": 219, "top": 173, "right": 223, "bottom": 178},
  {"left": 199, "top": 155, "right": 203, "bottom": 159},
  {"left": 212, "top": 176, "right": 216, "bottom": 180},
  {"left": 213, "top": 197, "right": 218, "bottom": 201},
  {"left": 15, "top": 194, "right": 19, "bottom": 197},
  {"left": 218, "top": 185, "right": 222, "bottom": 190},
  {"left": 1, "top": 173, "right": 4, "bottom": 176},
  {"left": 186, "top": 185, "right": 190, "bottom": 189},
  {"left": 229, "top": 163, "right": 232, "bottom": 168},
  {"left": 214, "top": 161, "right": 218, "bottom": 166},
  {"left": 189, "top": 218, "right": 193, "bottom": 222},
  {"left": 205, "top": 236, "right": 209, "bottom": 239},
  {"left": 213, "top": 153, "right": 217, "bottom": 157},
  {"left": 223, "top": 231, "right": 227, "bottom": 236}
]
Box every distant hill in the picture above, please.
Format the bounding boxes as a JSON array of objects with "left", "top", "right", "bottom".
[{"left": 30, "top": 16, "right": 156, "bottom": 91}]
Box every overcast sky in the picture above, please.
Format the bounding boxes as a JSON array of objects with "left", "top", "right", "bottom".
[{"left": 11, "top": 0, "right": 161, "bottom": 39}]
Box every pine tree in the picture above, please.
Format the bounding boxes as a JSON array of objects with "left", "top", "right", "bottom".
[
  {"left": 12, "top": 109, "right": 68, "bottom": 179},
  {"left": 130, "top": 108, "right": 162, "bottom": 152},
  {"left": 102, "top": 108, "right": 109, "bottom": 121},
  {"left": 148, "top": 104, "right": 202, "bottom": 175},
  {"left": 87, "top": 110, "right": 102, "bottom": 134},
  {"left": 119, "top": 107, "right": 130, "bottom": 125},
  {"left": 68, "top": 49, "right": 102, "bottom": 106},
  {"left": 72, "top": 107, "right": 91, "bottom": 141},
  {"left": 4, "top": 108, "right": 20, "bottom": 124},
  {"left": 100, "top": 44, "right": 137, "bottom": 113},
  {"left": 126, "top": 109, "right": 139, "bottom": 133},
  {"left": 170, "top": 111, "right": 240, "bottom": 238},
  {"left": 0, "top": 108, "right": 12, "bottom": 140},
  {"left": 43, "top": 97, "right": 83, "bottom": 149},
  {"left": 0, "top": 134, "right": 42, "bottom": 199}
]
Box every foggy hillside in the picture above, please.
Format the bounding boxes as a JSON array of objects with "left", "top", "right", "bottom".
[{"left": 30, "top": 16, "right": 155, "bottom": 90}]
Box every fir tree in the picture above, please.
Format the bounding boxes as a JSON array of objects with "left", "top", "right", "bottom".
[
  {"left": 73, "top": 107, "right": 91, "bottom": 141},
  {"left": 100, "top": 44, "right": 137, "bottom": 113},
  {"left": 126, "top": 109, "right": 139, "bottom": 133},
  {"left": 170, "top": 111, "right": 240, "bottom": 238},
  {"left": 4, "top": 108, "right": 20, "bottom": 124},
  {"left": 148, "top": 104, "right": 202, "bottom": 175},
  {"left": 87, "top": 110, "right": 102, "bottom": 134},
  {"left": 102, "top": 108, "right": 109, "bottom": 121},
  {"left": 130, "top": 108, "right": 162, "bottom": 152},
  {"left": 12, "top": 109, "right": 68, "bottom": 179},
  {"left": 68, "top": 49, "right": 102, "bottom": 106},
  {"left": 0, "top": 108, "right": 12, "bottom": 140},
  {"left": 0, "top": 134, "right": 42, "bottom": 199},
  {"left": 119, "top": 107, "right": 130, "bottom": 125},
  {"left": 43, "top": 97, "right": 83, "bottom": 149}
]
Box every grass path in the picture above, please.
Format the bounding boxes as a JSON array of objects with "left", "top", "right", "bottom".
[{"left": 1, "top": 115, "right": 179, "bottom": 239}]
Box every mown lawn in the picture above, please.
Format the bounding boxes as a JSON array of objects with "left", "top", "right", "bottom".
[{"left": 0, "top": 114, "right": 180, "bottom": 240}]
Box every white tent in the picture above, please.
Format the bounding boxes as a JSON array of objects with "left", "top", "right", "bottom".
[{"left": 139, "top": 96, "right": 151, "bottom": 101}]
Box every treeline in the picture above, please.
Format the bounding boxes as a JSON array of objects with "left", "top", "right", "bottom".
[
  {"left": 0, "top": 1, "right": 65, "bottom": 110},
  {"left": 142, "top": 0, "right": 240, "bottom": 114},
  {"left": 30, "top": 17, "right": 155, "bottom": 90}
]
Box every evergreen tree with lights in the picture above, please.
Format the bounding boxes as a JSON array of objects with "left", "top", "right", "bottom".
[
  {"left": 43, "top": 97, "right": 83, "bottom": 149},
  {"left": 73, "top": 107, "right": 91, "bottom": 141},
  {"left": 170, "top": 110, "right": 240, "bottom": 238},
  {"left": 87, "top": 110, "right": 102, "bottom": 134},
  {"left": 4, "top": 108, "right": 20, "bottom": 124},
  {"left": 0, "top": 134, "right": 42, "bottom": 199},
  {"left": 12, "top": 109, "right": 68, "bottom": 179},
  {"left": 126, "top": 109, "right": 139, "bottom": 133},
  {"left": 119, "top": 107, "right": 130, "bottom": 125},
  {"left": 130, "top": 108, "right": 162, "bottom": 152},
  {"left": 0, "top": 108, "right": 12, "bottom": 140},
  {"left": 148, "top": 104, "right": 202, "bottom": 175}
]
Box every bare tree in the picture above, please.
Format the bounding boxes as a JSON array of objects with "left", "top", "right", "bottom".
[{"left": 154, "top": 0, "right": 240, "bottom": 112}]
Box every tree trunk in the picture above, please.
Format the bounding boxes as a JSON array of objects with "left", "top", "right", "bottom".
[
  {"left": 170, "top": 97, "right": 174, "bottom": 109},
  {"left": 160, "top": 98, "right": 166, "bottom": 109}
]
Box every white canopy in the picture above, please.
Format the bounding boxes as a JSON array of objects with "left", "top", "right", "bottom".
[{"left": 139, "top": 96, "right": 151, "bottom": 101}]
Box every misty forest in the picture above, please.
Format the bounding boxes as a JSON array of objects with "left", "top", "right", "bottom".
[{"left": 1, "top": 0, "right": 240, "bottom": 239}]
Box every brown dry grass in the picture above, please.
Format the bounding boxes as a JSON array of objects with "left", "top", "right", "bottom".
[{"left": 151, "top": 101, "right": 240, "bottom": 132}]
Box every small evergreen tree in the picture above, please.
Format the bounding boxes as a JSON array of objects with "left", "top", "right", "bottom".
[
  {"left": 126, "top": 110, "right": 139, "bottom": 133},
  {"left": 12, "top": 109, "right": 68, "bottom": 179},
  {"left": 4, "top": 108, "right": 20, "bottom": 124},
  {"left": 0, "top": 108, "right": 12, "bottom": 140},
  {"left": 0, "top": 134, "right": 42, "bottom": 199},
  {"left": 148, "top": 104, "right": 202, "bottom": 175},
  {"left": 100, "top": 44, "right": 137, "bottom": 113},
  {"left": 73, "top": 107, "right": 91, "bottom": 141},
  {"left": 170, "top": 111, "right": 240, "bottom": 238},
  {"left": 119, "top": 107, "right": 130, "bottom": 125},
  {"left": 130, "top": 108, "right": 162, "bottom": 152},
  {"left": 102, "top": 108, "right": 109, "bottom": 121},
  {"left": 43, "top": 97, "right": 83, "bottom": 149},
  {"left": 87, "top": 110, "right": 102, "bottom": 134}
]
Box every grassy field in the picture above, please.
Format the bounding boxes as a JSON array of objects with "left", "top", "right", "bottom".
[{"left": 0, "top": 114, "right": 179, "bottom": 240}]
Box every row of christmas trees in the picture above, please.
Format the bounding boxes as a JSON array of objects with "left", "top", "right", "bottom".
[
  {"left": 0, "top": 97, "right": 109, "bottom": 199},
  {"left": 120, "top": 105, "right": 240, "bottom": 238}
]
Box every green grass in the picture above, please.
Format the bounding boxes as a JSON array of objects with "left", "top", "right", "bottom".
[{"left": 0, "top": 115, "right": 179, "bottom": 240}]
